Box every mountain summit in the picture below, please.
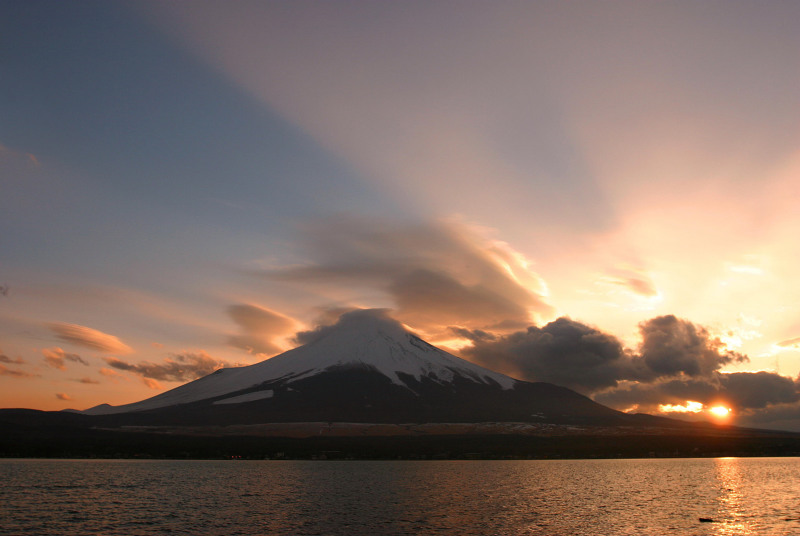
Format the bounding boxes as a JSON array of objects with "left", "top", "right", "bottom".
[{"left": 85, "top": 309, "right": 631, "bottom": 426}]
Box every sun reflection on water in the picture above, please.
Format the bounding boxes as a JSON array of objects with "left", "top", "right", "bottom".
[{"left": 712, "top": 457, "right": 753, "bottom": 536}]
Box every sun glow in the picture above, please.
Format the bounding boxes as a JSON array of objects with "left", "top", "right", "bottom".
[
  {"left": 658, "top": 401, "right": 704, "bottom": 413},
  {"left": 709, "top": 406, "right": 731, "bottom": 418},
  {"left": 658, "top": 401, "right": 733, "bottom": 420}
]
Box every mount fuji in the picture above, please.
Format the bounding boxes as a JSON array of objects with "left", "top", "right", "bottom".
[{"left": 82, "top": 310, "right": 637, "bottom": 427}]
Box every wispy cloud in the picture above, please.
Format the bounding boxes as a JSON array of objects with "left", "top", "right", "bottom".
[
  {"left": 0, "top": 143, "right": 40, "bottom": 168},
  {"left": 263, "top": 216, "right": 552, "bottom": 337},
  {"left": 226, "top": 304, "right": 297, "bottom": 357},
  {"left": 599, "top": 271, "right": 659, "bottom": 298},
  {"left": 103, "top": 351, "right": 233, "bottom": 383},
  {"left": 777, "top": 337, "right": 800, "bottom": 348},
  {"left": 0, "top": 351, "right": 24, "bottom": 365},
  {"left": 42, "top": 347, "right": 89, "bottom": 370},
  {"left": 74, "top": 377, "right": 100, "bottom": 385},
  {"left": 0, "top": 364, "right": 38, "bottom": 378},
  {"left": 55, "top": 393, "right": 71, "bottom": 401},
  {"left": 142, "top": 377, "right": 162, "bottom": 390},
  {"left": 48, "top": 323, "right": 133, "bottom": 354}
]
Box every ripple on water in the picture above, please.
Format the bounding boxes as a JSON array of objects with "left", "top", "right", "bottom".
[{"left": 1, "top": 458, "right": 799, "bottom": 535}]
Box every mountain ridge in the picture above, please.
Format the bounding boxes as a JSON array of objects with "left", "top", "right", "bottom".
[
  {"left": 84, "top": 309, "right": 516, "bottom": 416},
  {"left": 74, "top": 310, "right": 657, "bottom": 429}
]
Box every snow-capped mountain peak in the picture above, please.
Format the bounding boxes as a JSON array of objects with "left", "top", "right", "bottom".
[{"left": 85, "top": 309, "right": 516, "bottom": 415}]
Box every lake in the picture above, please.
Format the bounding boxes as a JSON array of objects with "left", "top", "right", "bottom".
[{"left": 2, "top": 457, "right": 799, "bottom": 535}]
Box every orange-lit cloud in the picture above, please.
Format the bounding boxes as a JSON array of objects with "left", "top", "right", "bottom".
[
  {"left": 104, "top": 351, "right": 233, "bottom": 383},
  {"left": 0, "top": 351, "right": 24, "bottom": 365},
  {"left": 48, "top": 323, "right": 133, "bottom": 354},
  {"left": 42, "top": 347, "right": 89, "bottom": 370},
  {"left": 658, "top": 401, "right": 704, "bottom": 414},
  {"left": 226, "top": 304, "right": 297, "bottom": 357},
  {"left": 142, "top": 378, "right": 162, "bottom": 390},
  {"left": 599, "top": 271, "right": 659, "bottom": 299},
  {"left": 74, "top": 377, "right": 100, "bottom": 385},
  {"left": 55, "top": 393, "right": 71, "bottom": 401},
  {"left": 0, "top": 364, "right": 37, "bottom": 378},
  {"left": 777, "top": 337, "right": 800, "bottom": 349}
]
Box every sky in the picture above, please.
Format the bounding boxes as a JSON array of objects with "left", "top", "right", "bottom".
[{"left": 3, "top": 0, "right": 800, "bottom": 430}]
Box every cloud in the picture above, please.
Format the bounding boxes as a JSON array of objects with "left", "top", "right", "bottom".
[
  {"left": 0, "top": 351, "right": 24, "bottom": 365},
  {"left": 264, "top": 217, "right": 553, "bottom": 335},
  {"left": 777, "top": 337, "right": 800, "bottom": 348},
  {"left": 462, "top": 317, "right": 633, "bottom": 393},
  {"left": 74, "top": 377, "right": 100, "bottom": 385},
  {"left": 737, "top": 400, "right": 800, "bottom": 432},
  {"left": 0, "top": 364, "right": 37, "bottom": 378},
  {"left": 226, "top": 304, "right": 297, "bottom": 356},
  {"left": 294, "top": 308, "right": 398, "bottom": 346},
  {"left": 142, "top": 377, "right": 162, "bottom": 390},
  {"left": 594, "top": 371, "right": 800, "bottom": 416},
  {"left": 55, "top": 393, "right": 71, "bottom": 401},
  {"left": 103, "top": 351, "right": 233, "bottom": 383},
  {"left": 460, "top": 314, "right": 750, "bottom": 395},
  {"left": 719, "top": 372, "right": 799, "bottom": 410},
  {"left": 448, "top": 327, "right": 497, "bottom": 343},
  {"left": 48, "top": 323, "right": 133, "bottom": 354},
  {"left": 601, "top": 273, "right": 659, "bottom": 298},
  {"left": 42, "top": 347, "right": 89, "bottom": 370},
  {"left": 390, "top": 269, "right": 533, "bottom": 332},
  {"left": 0, "top": 143, "right": 39, "bottom": 169},
  {"left": 637, "top": 315, "right": 747, "bottom": 378}
]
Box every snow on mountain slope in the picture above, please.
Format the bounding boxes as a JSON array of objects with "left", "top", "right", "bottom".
[{"left": 85, "top": 310, "right": 517, "bottom": 415}]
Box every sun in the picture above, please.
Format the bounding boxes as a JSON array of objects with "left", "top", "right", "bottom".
[{"left": 709, "top": 406, "right": 731, "bottom": 418}]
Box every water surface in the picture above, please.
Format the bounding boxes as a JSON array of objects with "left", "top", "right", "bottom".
[{"left": 2, "top": 457, "right": 798, "bottom": 535}]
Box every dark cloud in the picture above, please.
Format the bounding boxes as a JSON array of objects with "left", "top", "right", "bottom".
[
  {"left": 42, "top": 347, "right": 89, "bottom": 370},
  {"left": 48, "top": 323, "right": 133, "bottom": 354},
  {"left": 460, "top": 314, "right": 754, "bottom": 397},
  {"left": 637, "top": 315, "right": 747, "bottom": 378},
  {"left": 737, "top": 400, "right": 800, "bottom": 432},
  {"left": 719, "top": 372, "right": 799, "bottom": 410},
  {"left": 448, "top": 326, "right": 497, "bottom": 343},
  {"left": 104, "top": 351, "right": 233, "bottom": 382},
  {"left": 226, "top": 304, "right": 296, "bottom": 357},
  {"left": 462, "top": 317, "right": 632, "bottom": 393},
  {"left": 594, "top": 371, "right": 800, "bottom": 416},
  {"left": 263, "top": 216, "right": 552, "bottom": 334}
]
